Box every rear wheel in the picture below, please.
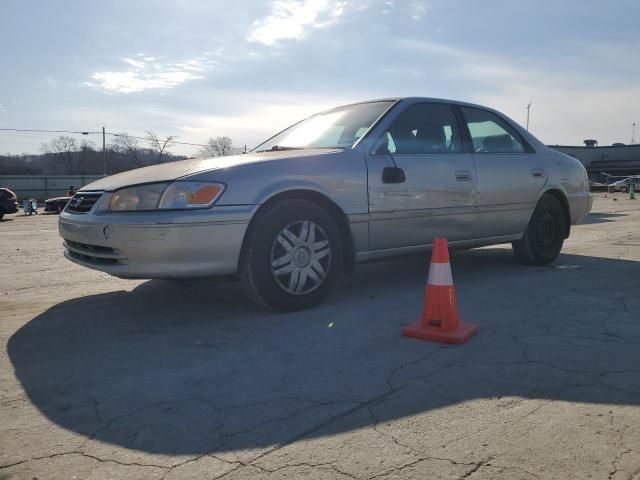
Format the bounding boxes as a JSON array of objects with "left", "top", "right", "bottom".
[
  {"left": 239, "top": 199, "right": 343, "bottom": 312},
  {"left": 512, "top": 194, "right": 567, "bottom": 265},
  {"left": 0, "top": 208, "right": 4, "bottom": 221},
  {"left": 620, "top": 186, "right": 628, "bottom": 193}
]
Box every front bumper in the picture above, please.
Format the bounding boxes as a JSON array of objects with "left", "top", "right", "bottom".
[{"left": 59, "top": 203, "right": 256, "bottom": 278}]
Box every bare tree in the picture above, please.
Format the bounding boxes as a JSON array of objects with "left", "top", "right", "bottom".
[
  {"left": 41, "top": 136, "right": 78, "bottom": 174},
  {"left": 196, "top": 136, "right": 234, "bottom": 158},
  {"left": 78, "top": 140, "right": 97, "bottom": 174},
  {"left": 112, "top": 132, "right": 142, "bottom": 166},
  {"left": 145, "top": 132, "right": 176, "bottom": 164}
]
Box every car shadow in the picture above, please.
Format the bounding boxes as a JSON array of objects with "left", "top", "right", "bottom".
[
  {"left": 578, "top": 212, "right": 627, "bottom": 225},
  {"left": 7, "top": 249, "right": 640, "bottom": 457}
]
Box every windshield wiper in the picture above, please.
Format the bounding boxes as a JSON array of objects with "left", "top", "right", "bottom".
[{"left": 255, "top": 145, "right": 305, "bottom": 153}]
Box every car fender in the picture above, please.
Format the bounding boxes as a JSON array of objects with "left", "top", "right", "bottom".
[{"left": 188, "top": 150, "right": 369, "bottom": 216}]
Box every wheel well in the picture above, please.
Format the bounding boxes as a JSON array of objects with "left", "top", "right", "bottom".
[
  {"left": 241, "top": 190, "right": 356, "bottom": 272},
  {"left": 542, "top": 189, "right": 571, "bottom": 238}
]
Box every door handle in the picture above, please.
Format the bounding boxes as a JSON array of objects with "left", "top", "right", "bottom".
[
  {"left": 532, "top": 168, "right": 545, "bottom": 178},
  {"left": 455, "top": 170, "right": 473, "bottom": 181}
]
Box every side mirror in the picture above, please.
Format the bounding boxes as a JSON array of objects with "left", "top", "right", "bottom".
[{"left": 382, "top": 166, "right": 406, "bottom": 184}]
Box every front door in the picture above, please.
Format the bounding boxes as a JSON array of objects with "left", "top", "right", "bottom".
[{"left": 367, "top": 102, "right": 476, "bottom": 250}]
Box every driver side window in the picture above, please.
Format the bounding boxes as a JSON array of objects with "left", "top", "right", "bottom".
[{"left": 377, "top": 103, "right": 462, "bottom": 155}]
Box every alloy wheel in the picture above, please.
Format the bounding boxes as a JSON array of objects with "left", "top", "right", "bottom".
[{"left": 270, "top": 220, "right": 332, "bottom": 295}]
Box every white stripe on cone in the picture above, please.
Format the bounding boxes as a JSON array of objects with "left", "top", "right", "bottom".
[{"left": 427, "top": 262, "right": 453, "bottom": 286}]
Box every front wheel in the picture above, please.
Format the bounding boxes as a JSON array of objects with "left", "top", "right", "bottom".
[
  {"left": 0, "top": 208, "right": 4, "bottom": 221},
  {"left": 239, "top": 199, "right": 343, "bottom": 312},
  {"left": 620, "top": 186, "right": 628, "bottom": 193},
  {"left": 512, "top": 194, "right": 567, "bottom": 265}
]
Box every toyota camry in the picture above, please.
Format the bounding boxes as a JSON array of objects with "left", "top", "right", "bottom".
[{"left": 59, "top": 98, "right": 592, "bottom": 311}]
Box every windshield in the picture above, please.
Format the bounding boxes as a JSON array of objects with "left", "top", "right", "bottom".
[{"left": 254, "top": 101, "right": 394, "bottom": 152}]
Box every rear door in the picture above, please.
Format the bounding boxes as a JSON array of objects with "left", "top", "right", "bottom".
[
  {"left": 366, "top": 102, "right": 476, "bottom": 250},
  {"left": 458, "top": 106, "right": 546, "bottom": 238}
]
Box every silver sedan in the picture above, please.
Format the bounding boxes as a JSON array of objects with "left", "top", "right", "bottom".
[{"left": 59, "top": 97, "right": 592, "bottom": 311}]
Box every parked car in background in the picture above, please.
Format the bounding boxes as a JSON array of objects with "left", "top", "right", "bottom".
[
  {"left": 603, "top": 175, "right": 629, "bottom": 184},
  {"left": 0, "top": 188, "right": 19, "bottom": 221},
  {"left": 59, "top": 97, "right": 592, "bottom": 311},
  {"left": 609, "top": 176, "right": 640, "bottom": 193},
  {"left": 44, "top": 196, "right": 72, "bottom": 213}
]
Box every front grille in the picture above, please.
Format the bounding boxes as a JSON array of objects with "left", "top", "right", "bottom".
[
  {"left": 64, "top": 240, "right": 126, "bottom": 265},
  {"left": 65, "top": 192, "right": 102, "bottom": 213}
]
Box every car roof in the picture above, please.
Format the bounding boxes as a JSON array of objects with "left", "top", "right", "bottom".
[{"left": 341, "top": 97, "right": 492, "bottom": 110}]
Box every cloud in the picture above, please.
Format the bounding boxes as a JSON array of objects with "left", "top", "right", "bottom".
[
  {"left": 408, "top": 0, "right": 428, "bottom": 20},
  {"left": 87, "top": 55, "right": 216, "bottom": 94},
  {"left": 394, "top": 38, "right": 527, "bottom": 87},
  {"left": 247, "top": 0, "right": 346, "bottom": 46},
  {"left": 394, "top": 38, "right": 640, "bottom": 145}
]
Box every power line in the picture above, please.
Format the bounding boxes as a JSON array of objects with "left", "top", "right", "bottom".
[
  {"left": 0, "top": 128, "right": 213, "bottom": 148},
  {"left": 0, "top": 128, "right": 100, "bottom": 135},
  {"left": 106, "top": 132, "right": 210, "bottom": 148}
]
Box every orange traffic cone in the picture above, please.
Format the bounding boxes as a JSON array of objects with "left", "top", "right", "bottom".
[{"left": 402, "top": 238, "right": 478, "bottom": 344}]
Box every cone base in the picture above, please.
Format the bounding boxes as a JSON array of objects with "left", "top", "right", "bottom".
[{"left": 402, "top": 319, "right": 478, "bottom": 344}]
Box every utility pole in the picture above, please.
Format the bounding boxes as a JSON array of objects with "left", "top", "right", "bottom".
[
  {"left": 526, "top": 102, "right": 531, "bottom": 131},
  {"left": 102, "top": 126, "right": 107, "bottom": 176},
  {"left": 632, "top": 123, "right": 637, "bottom": 145}
]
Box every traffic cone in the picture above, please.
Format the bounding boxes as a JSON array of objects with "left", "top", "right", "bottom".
[{"left": 402, "top": 238, "right": 478, "bottom": 344}]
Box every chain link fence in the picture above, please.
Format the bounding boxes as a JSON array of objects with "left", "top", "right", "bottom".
[{"left": 0, "top": 175, "right": 104, "bottom": 200}]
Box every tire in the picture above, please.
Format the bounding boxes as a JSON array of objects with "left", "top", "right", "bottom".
[
  {"left": 620, "top": 186, "right": 628, "bottom": 193},
  {"left": 0, "top": 208, "right": 4, "bottom": 221},
  {"left": 239, "top": 199, "right": 344, "bottom": 312},
  {"left": 512, "top": 194, "right": 567, "bottom": 265}
]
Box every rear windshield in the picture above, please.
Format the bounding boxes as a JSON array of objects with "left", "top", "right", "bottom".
[{"left": 254, "top": 101, "right": 394, "bottom": 152}]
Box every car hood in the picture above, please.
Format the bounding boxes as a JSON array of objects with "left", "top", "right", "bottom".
[{"left": 80, "top": 149, "right": 341, "bottom": 192}]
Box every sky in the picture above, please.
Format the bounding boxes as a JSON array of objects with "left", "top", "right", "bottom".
[{"left": 1, "top": 0, "right": 639, "bottom": 156}]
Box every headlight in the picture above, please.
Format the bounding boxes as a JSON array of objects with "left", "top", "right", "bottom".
[
  {"left": 158, "top": 181, "right": 225, "bottom": 209},
  {"left": 109, "top": 183, "right": 168, "bottom": 211},
  {"left": 108, "top": 181, "right": 225, "bottom": 211}
]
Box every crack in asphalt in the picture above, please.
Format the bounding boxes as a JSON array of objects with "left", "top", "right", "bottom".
[
  {"left": 460, "top": 459, "right": 490, "bottom": 478},
  {"left": 0, "top": 451, "right": 170, "bottom": 471},
  {"left": 472, "top": 463, "right": 542, "bottom": 479}
]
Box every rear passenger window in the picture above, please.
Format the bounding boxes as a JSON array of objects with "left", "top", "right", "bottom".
[
  {"left": 377, "top": 103, "right": 462, "bottom": 155},
  {"left": 461, "top": 107, "right": 528, "bottom": 153}
]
